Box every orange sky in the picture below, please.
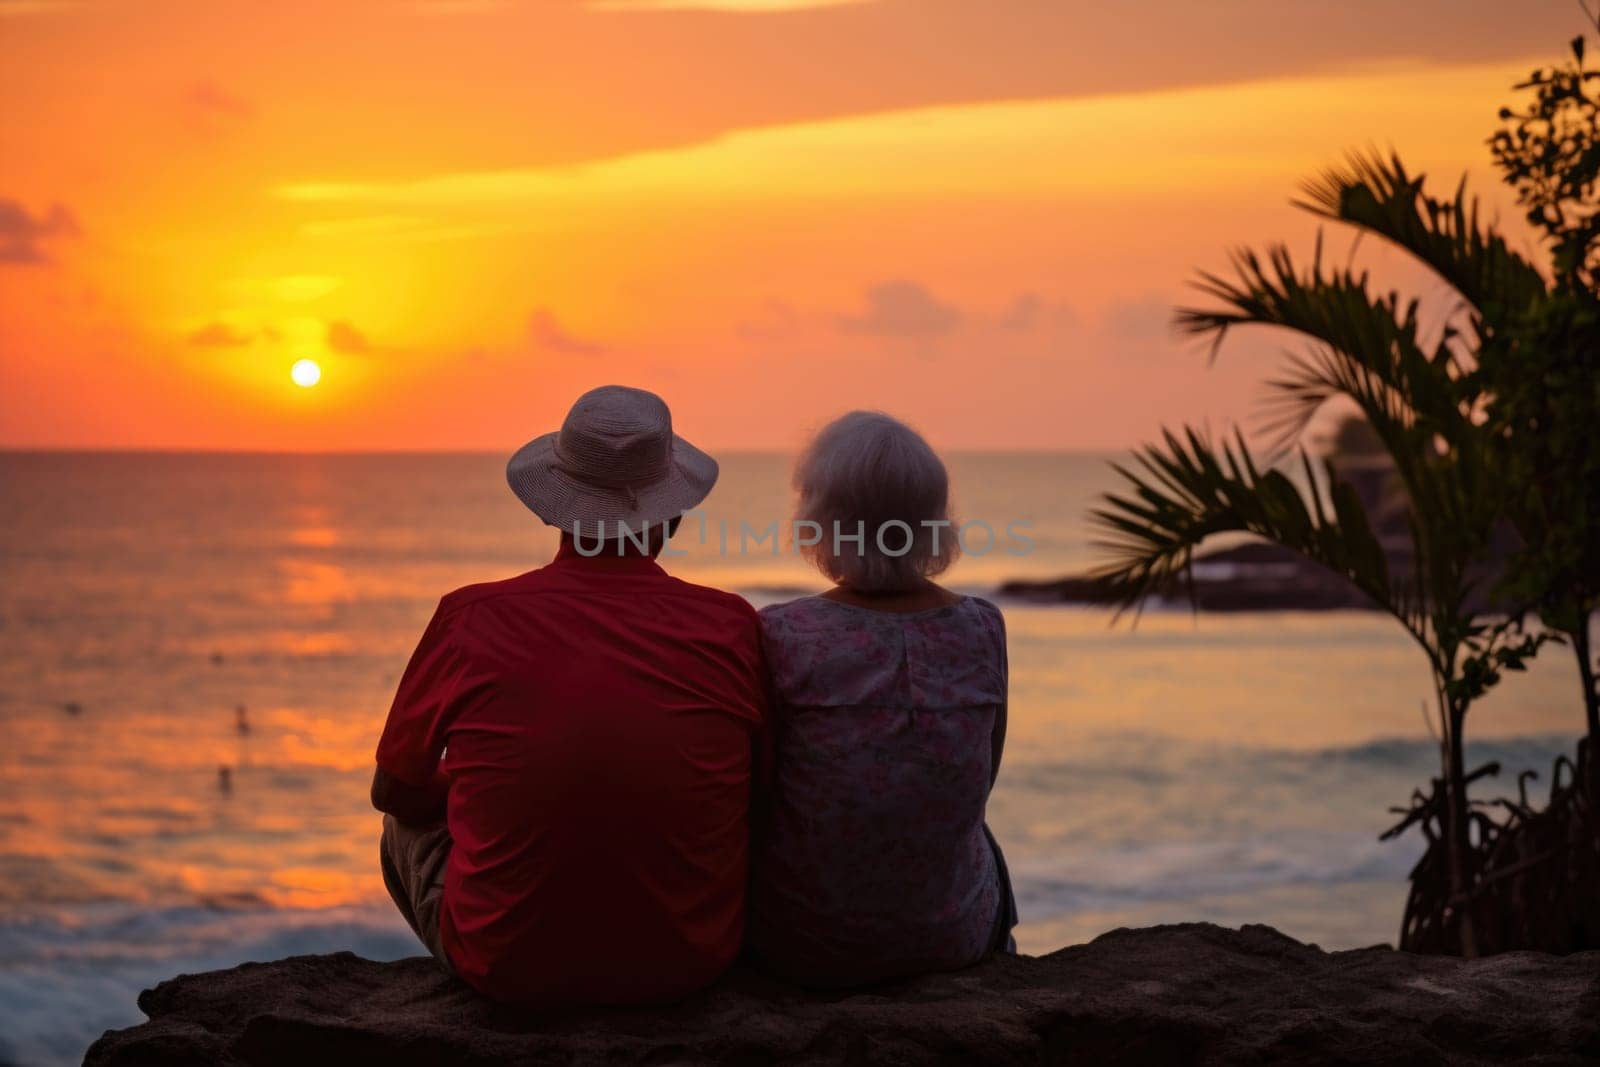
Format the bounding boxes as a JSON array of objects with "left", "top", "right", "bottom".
[{"left": 0, "top": 0, "right": 1578, "bottom": 451}]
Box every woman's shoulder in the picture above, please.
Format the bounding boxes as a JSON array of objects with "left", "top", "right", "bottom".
[
  {"left": 960, "top": 595, "right": 1007, "bottom": 640},
  {"left": 759, "top": 593, "right": 1004, "bottom": 630},
  {"left": 757, "top": 596, "right": 861, "bottom": 659},
  {"left": 756, "top": 597, "right": 897, "bottom": 706},
  {"left": 758, "top": 594, "right": 1005, "bottom": 707},
  {"left": 960, "top": 594, "right": 1005, "bottom": 622},
  {"left": 757, "top": 595, "right": 831, "bottom": 633}
]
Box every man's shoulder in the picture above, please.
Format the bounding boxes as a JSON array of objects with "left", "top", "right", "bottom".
[
  {"left": 433, "top": 567, "right": 756, "bottom": 622},
  {"left": 654, "top": 572, "right": 759, "bottom": 621},
  {"left": 433, "top": 570, "right": 546, "bottom": 619}
]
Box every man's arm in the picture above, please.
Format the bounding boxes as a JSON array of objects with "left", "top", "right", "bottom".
[
  {"left": 748, "top": 671, "right": 778, "bottom": 846},
  {"left": 373, "top": 599, "right": 466, "bottom": 825},
  {"left": 370, "top": 764, "right": 447, "bottom": 824}
]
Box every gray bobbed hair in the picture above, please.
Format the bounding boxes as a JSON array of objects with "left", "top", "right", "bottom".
[{"left": 793, "top": 410, "right": 959, "bottom": 593}]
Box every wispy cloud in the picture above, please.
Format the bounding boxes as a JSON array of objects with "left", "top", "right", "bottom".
[
  {"left": 998, "top": 292, "right": 1077, "bottom": 333},
  {"left": 529, "top": 309, "right": 605, "bottom": 355},
  {"left": 999, "top": 293, "right": 1041, "bottom": 332},
  {"left": 1103, "top": 294, "right": 1176, "bottom": 342},
  {"left": 326, "top": 320, "right": 373, "bottom": 355},
  {"left": 838, "top": 280, "right": 961, "bottom": 340},
  {"left": 298, "top": 215, "right": 426, "bottom": 238},
  {"left": 183, "top": 81, "right": 254, "bottom": 137},
  {"left": 0, "top": 199, "right": 79, "bottom": 265},
  {"left": 270, "top": 56, "right": 1547, "bottom": 227},
  {"left": 295, "top": 214, "right": 490, "bottom": 245},
  {"left": 187, "top": 322, "right": 254, "bottom": 348}
]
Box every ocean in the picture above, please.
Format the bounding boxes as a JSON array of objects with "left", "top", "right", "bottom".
[{"left": 0, "top": 451, "right": 1585, "bottom": 1066}]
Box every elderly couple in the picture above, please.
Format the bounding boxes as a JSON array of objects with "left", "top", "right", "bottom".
[{"left": 372, "top": 385, "right": 1016, "bottom": 1004}]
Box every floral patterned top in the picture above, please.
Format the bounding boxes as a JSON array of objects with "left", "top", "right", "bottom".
[{"left": 748, "top": 594, "right": 1013, "bottom": 986}]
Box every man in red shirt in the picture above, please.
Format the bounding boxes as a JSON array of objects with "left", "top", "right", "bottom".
[{"left": 372, "top": 385, "right": 766, "bottom": 1004}]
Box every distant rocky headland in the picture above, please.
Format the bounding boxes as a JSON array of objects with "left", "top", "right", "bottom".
[
  {"left": 998, "top": 543, "right": 1380, "bottom": 612},
  {"left": 85, "top": 923, "right": 1600, "bottom": 1065}
]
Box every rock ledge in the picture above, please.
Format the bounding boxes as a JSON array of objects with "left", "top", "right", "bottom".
[{"left": 85, "top": 923, "right": 1600, "bottom": 1065}]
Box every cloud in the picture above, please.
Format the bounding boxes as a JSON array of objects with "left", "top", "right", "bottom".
[
  {"left": 298, "top": 215, "right": 426, "bottom": 238},
  {"left": 999, "top": 293, "right": 1042, "bottom": 331},
  {"left": 998, "top": 292, "right": 1078, "bottom": 332},
  {"left": 187, "top": 322, "right": 254, "bottom": 348},
  {"left": 838, "top": 280, "right": 961, "bottom": 339},
  {"left": 1103, "top": 294, "right": 1176, "bottom": 342},
  {"left": 252, "top": 3, "right": 1571, "bottom": 188},
  {"left": 183, "top": 81, "right": 253, "bottom": 137},
  {"left": 529, "top": 309, "right": 605, "bottom": 355},
  {"left": 1095, "top": 293, "right": 1191, "bottom": 363},
  {"left": 0, "top": 199, "right": 79, "bottom": 265},
  {"left": 326, "top": 320, "right": 372, "bottom": 355}
]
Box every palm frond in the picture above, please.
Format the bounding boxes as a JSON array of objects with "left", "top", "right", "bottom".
[
  {"left": 1296, "top": 150, "right": 1548, "bottom": 319},
  {"left": 1089, "top": 427, "right": 1428, "bottom": 635},
  {"left": 1175, "top": 242, "right": 1469, "bottom": 456}
]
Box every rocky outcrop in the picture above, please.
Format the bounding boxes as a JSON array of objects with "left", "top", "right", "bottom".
[
  {"left": 998, "top": 543, "right": 1379, "bottom": 612},
  {"left": 85, "top": 923, "right": 1600, "bottom": 1065}
]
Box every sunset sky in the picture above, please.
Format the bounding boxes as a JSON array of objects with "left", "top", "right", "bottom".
[{"left": 0, "top": 0, "right": 1580, "bottom": 451}]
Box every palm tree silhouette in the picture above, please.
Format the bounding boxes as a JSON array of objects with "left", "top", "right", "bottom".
[{"left": 1090, "top": 142, "right": 1590, "bottom": 954}]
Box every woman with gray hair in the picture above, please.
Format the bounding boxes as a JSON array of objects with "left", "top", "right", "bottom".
[{"left": 748, "top": 411, "right": 1017, "bottom": 986}]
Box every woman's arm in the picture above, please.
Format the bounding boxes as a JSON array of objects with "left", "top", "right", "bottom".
[
  {"left": 989, "top": 609, "right": 1009, "bottom": 789},
  {"left": 989, "top": 698, "right": 1007, "bottom": 789}
]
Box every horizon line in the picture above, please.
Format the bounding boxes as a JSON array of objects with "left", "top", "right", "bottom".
[{"left": 0, "top": 445, "right": 1127, "bottom": 457}]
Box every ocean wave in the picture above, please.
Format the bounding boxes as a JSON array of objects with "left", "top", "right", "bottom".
[
  {"left": 1005, "top": 731, "right": 1574, "bottom": 778},
  {"left": 1008, "top": 828, "right": 1418, "bottom": 914},
  {"left": 993, "top": 733, "right": 1575, "bottom": 932},
  {"left": 0, "top": 901, "right": 416, "bottom": 1067}
]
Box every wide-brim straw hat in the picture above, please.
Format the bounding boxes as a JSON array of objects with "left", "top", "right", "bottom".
[{"left": 506, "top": 384, "right": 718, "bottom": 535}]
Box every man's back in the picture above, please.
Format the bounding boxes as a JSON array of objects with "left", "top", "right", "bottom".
[{"left": 376, "top": 541, "right": 766, "bottom": 1004}]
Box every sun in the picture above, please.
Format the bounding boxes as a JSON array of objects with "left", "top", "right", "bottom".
[{"left": 290, "top": 359, "right": 322, "bottom": 388}]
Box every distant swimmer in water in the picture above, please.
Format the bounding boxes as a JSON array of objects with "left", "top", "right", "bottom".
[
  {"left": 235, "top": 705, "right": 250, "bottom": 735},
  {"left": 218, "top": 765, "right": 233, "bottom": 793}
]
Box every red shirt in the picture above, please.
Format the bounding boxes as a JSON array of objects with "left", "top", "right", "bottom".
[{"left": 375, "top": 541, "right": 766, "bottom": 1004}]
